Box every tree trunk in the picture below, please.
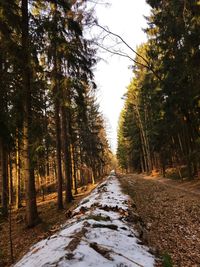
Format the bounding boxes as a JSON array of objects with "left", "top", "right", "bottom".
[
  {"left": 61, "top": 104, "right": 73, "bottom": 204},
  {"left": 72, "top": 144, "right": 78, "bottom": 194},
  {"left": 44, "top": 100, "right": 50, "bottom": 177},
  {"left": 134, "top": 105, "right": 152, "bottom": 173},
  {"left": 139, "top": 128, "right": 148, "bottom": 172},
  {"left": 52, "top": 2, "right": 64, "bottom": 210},
  {"left": 0, "top": 137, "right": 8, "bottom": 216},
  {"left": 140, "top": 152, "right": 145, "bottom": 173},
  {"left": 54, "top": 99, "right": 63, "bottom": 209},
  {"left": 21, "top": 0, "right": 39, "bottom": 227},
  {"left": 8, "top": 153, "right": 13, "bottom": 205},
  {"left": 16, "top": 133, "right": 21, "bottom": 209}
]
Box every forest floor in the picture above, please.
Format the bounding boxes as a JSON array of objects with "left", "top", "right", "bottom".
[
  {"left": 2, "top": 173, "right": 200, "bottom": 267},
  {"left": 0, "top": 183, "right": 98, "bottom": 267},
  {"left": 119, "top": 173, "right": 200, "bottom": 267}
]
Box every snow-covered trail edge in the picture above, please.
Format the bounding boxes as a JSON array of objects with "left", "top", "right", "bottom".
[{"left": 14, "top": 175, "right": 155, "bottom": 267}]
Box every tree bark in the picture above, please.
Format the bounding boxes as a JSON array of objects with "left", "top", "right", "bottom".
[
  {"left": 21, "top": 0, "right": 39, "bottom": 227},
  {"left": 44, "top": 99, "right": 50, "bottom": 177},
  {"left": 134, "top": 104, "right": 152, "bottom": 173},
  {"left": 52, "top": 2, "right": 64, "bottom": 210},
  {"left": 61, "top": 104, "right": 73, "bottom": 204},
  {"left": 54, "top": 99, "right": 63, "bottom": 209},
  {"left": 8, "top": 153, "right": 13, "bottom": 205},
  {"left": 0, "top": 137, "right": 8, "bottom": 216},
  {"left": 72, "top": 144, "right": 78, "bottom": 194},
  {"left": 16, "top": 132, "right": 21, "bottom": 209}
]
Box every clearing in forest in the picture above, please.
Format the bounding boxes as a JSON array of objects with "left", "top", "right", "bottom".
[{"left": 14, "top": 175, "right": 155, "bottom": 267}]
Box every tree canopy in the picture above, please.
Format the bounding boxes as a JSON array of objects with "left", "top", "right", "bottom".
[{"left": 117, "top": 0, "right": 200, "bottom": 179}]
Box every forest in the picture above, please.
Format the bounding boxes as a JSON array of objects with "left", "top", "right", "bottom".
[
  {"left": 117, "top": 0, "right": 200, "bottom": 179},
  {"left": 1, "top": 0, "right": 200, "bottom": 267},
  {"left": 0, "top": 0, "right": 112, "bottom": 228}
]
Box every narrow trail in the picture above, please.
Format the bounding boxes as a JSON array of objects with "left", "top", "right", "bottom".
[
  {"left": 145, "top": 175, "right": 200, "bottom": 197},
  {"left": 119, "top": 173, "right": 200, "bottom": 267},
  {"left": 14, "top": 175, "right": 155, "bottom": 267}
]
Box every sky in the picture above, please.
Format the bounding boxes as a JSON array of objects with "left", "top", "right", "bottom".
[{"left": 92, "top": 0, "right": 151, "bottom": 152}]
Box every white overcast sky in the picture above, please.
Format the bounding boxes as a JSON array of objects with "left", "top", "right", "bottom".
[{"left": 92, "top": 0, "right": 151, "bottom": 152}]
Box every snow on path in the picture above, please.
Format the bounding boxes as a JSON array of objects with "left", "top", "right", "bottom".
[{"left": 14, "top": 175, "right": 155, "bottom": 267}]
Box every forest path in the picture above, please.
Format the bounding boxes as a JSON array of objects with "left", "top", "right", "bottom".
[
  {"left": 14, "top": 175, "right": 155, "bottom": 267},
  {"left": 142, "top": 174, "right": 200, "bottom": 196},
  {"left": 119, "top": 173, "right": 200, "bottom": 267}
]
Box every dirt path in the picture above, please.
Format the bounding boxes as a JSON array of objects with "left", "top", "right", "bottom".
[
  {"left": 146, "top": 175, "right": 200, "bottom": 197},
  {"left": 119, "top": 173, "right": 200, "bottom": 267}
]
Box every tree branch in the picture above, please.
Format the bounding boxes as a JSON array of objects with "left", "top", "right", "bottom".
[
  {"left": 96, "top": 24, "right": 150, "bottom": 65},
  {"left": 94, "top": 42, "right": 151, "bottom": 70},
  {"left": 95, "top": 23, "right": 162, "bottom": 81}
]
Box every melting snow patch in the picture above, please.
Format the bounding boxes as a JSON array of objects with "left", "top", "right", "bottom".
[{"left": 14, "top": 176, "right": 155, "bottom": 267}]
